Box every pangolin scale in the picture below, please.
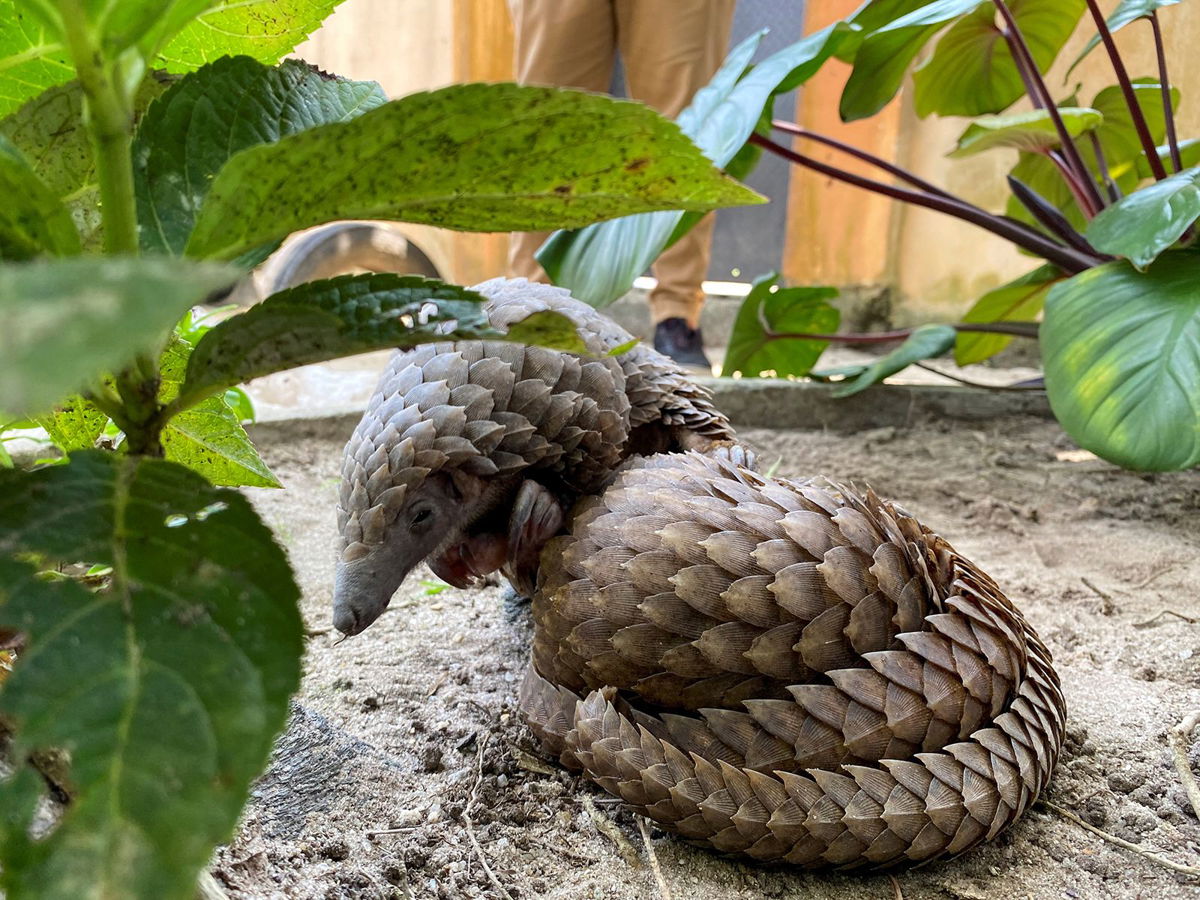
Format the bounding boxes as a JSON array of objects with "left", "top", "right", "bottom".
[{"left": 335, "top": 279, "right": 1065, "bottom": 870}]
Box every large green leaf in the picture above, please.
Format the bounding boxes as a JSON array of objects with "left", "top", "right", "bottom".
[
  {"left": 950, "top": 107, "right": 1101, "bottom": 158},
  {"left": 0, "top": 451, "right": 303, "bottom": 898},
  {"left": 34, "top": 394, "right": 108, "bottom": 452},
  {"left": 840, "top": 0, "right": 984, "bottom": 122},
  {"left": 176, "top": 273, "right": 569, "bottom": 409},
  {"left": 0, "top": 0, "right": 74, "bottom": 119},
  {"left": 538, "top": 23, "right": 854, "bottom": 308},
  {"left": 0, "top": 257, "right": 236, "bottom": 415},
  {"left": 721, "top": 274, "right": 840, "bottom": 378},
  {"left": 135, "top": 56, "right": 385, "bottom": 255},
  {"left": 1086, "top": 166, "right": 1200, "bottom": 268},
  {"left": 955, "top": 265, "right": 1062, "bottom": 365},
  {"left": 156, "top": 0, "right": 344, "bottom": 72},
  {"left": 1042, "top": 252, "right": 1200, "bottom": 470},
  {"left": 159, "top": 336, "right": 279, "bottom": 488},
  {"left": 912, "top": 0, "right": 1085, "bottom": 118},
  {"left": 0, "top": 134, "right": 79, "bottom": 259},
  {"left": 1, "top": 76, "right": 174, "bottom": 251},
  {"left": 1138, "top": 139, "right": 1200, "bottom": 178},
  {"left": 833, "top": 324, "right": 958, "bottom": 396},
  {"left": 184, "top": 83, "right": 762, "bottom": 261},
  {"left": 1067, "top": 0, "right": 1181, "bottom": 77}
]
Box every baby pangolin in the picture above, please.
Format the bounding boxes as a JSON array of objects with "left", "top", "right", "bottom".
[{"left": 334, "top": 279, "right": 1065, "bottom": 869}]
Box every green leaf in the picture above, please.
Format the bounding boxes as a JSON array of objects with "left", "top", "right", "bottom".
[
  {"left": 156, "top": 0, "right": 344, "bottom": 72},
  {"left": 159, "top": 336, "right": 279, "bottom": 488},
  {"left": 950, "top": 107, "right": 1101, "bottom": 158},
  {"left": 0, "top": 133, "right": 79, "bottom": 258},
  {"left": 539, "top": 23, "right": 854, "bottom": 308},
  {"left": 0, "top": 451, "right": 303, "bottom": 898},
  {"left": 0, "top": 257, "right": 236, "bottom": 416},
  {"left": 955, "top": 265, "right": 1062, "bottom": 365},
  {"left": 722, "top": 273, "right": 840, "bottom": 378},
  {"left": 1, "top": 76, "right": 175, "bottom": 251},
  {"left": 184, "top": 83, "right": 762, "bottom": 261},
  {"left": 1042, "top": 252, "right": 1200, "bottom": 470},
  {"left": 1091, "top": 80, "right": 1178, "bottom": 173},
  {"left": 833, "top": 324, "right": 957, "bottom": 396},
  {"left": 502, "top": 309, "right": 589, "bottom": 356},
  {"left": 1086, "top": 166, "right": 1200, "bottom": 268},
  {"left": 912, "top": 0, "right": 1085, "bottom": 118},
  {"left": 0, "top": 0, "right": 74, "bottom": 119},
  {"left": 178, "top": 274, "right": 504, "bottom": 407},
  {"left": 34, "top": 394, "right": 108, "bottom": 452},
  {"left": 840, "top": 0, "right": 985, "bottom": 122},
  {"left": 1138, "top": 139, "right": 1200, "bottom": 178},
  {"left": 135, "top": 56, "right": 385, "bottom": 255},
  {"left": 1067, "top": 0, "right": 1181, "bottom": 77}
]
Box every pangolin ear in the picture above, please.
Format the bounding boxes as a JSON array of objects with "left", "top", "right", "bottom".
[{"left": 448, "top": 468, "right": 486, "bottom": 502}]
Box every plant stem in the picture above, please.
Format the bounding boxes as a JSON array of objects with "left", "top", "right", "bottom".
[
  {"left": 993, "top": 0, "right": 1105, "bottom": 216},
  {"left": 1086, "top": 132, "right": 1122, "bottom": 202},
  {"left": 913, "top": 362, "right": 1044, "bottom": 391},
  {"left": 1150, "top": 13, "right": 1182, "bottom": 173},
  {"left": 770, "top": 121, "right": 957, "bottom": 199},
  {"left": 1085, "top": 0, "right": 1169, "bottom": 181},
  {"left": 1048, "top": 150, "right": 1101, "bottom": 218},
  {"left": 750, "top": 133, "right": 1105, "bottom": 273},
  {"left": 761, "top": 322, "right": 1040, "bottom": 346}
]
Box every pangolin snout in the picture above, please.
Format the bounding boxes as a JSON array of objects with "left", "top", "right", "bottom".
[{"left": 332, "top": 555, "right": 405, "bottom": 636}]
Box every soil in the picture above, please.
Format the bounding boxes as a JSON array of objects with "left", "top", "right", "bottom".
[{"left": 214, "top": 412, "right": 1200, "bottom": 900}]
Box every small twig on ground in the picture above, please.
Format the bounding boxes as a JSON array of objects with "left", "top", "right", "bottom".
[
  {"left": 583, "top": 795, "right": 641, "bottom": 868},
  {"left": 638, "top": 817, "right": 673, "bottom": 900},
  {"left": 1037, "top": 799, "right": 1200, "bottom": 877},
  {"left": 888, "top": 874, "right": 905, "bottom": 900},
  {"left": 510, "top": 745, "right": 558, "bottom": 777},
  {"left": 1133, "top": 609, "right": 1198, "bottom": 629},
  {"left": 303, "top": 625, "right": 331, "bottom": 637},
  {"left": 1080, "top": 577, "right": 1116, "bottom": 612},
  {"left": 1132, "top": 563, "right": 1180, "bottom": 590},
  {"left": 196, "top": 872, "right": 231, "bottom": 900},
  {"left": 428, "top": 671, "right": 448, "bottom": 696},
  {"left": 365, "top": 825, "right": 421, "bottom": 839},
  {"left": 1169, "top": 710, "right": 1200, "bottom": 822},
  {"left": 463, "top": 733, "right": 516, "bottom": 900}
]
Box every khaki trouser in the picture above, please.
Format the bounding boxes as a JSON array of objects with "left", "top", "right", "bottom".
[{"left": 506, "top": 0, "right": 736, "bottom": 327}]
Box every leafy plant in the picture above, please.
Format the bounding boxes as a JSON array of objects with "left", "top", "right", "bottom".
[
  {"left": 546, "top": 0, "right": 1200, "bottom": 472},
  {"left": 0, "top": 2, "right": 760, "bottom": 897}
]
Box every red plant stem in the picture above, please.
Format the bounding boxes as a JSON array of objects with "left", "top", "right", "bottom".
[
  {"left": 1048, "top": 149, "right": 1101, "bottom": 217},
  {"left": 1085, "top": 0, "right": 1170, "bottom": 180},
  {"left": 993, "top": 0, "right": 1106, "bottom": 215},
  {"left": 750, "top": 132, "right": 1104, "bottom": 273},
  {"left": 1087, "top": 132, "right": 1121, "bottom": 202},
  {"left": 1150, "top": 13, "right": 1182, "bottom": 173},
  {"left": 761, "top": 321, "right": 1039, "bottom": 346},
  {"left": 770, "top": 120, "right": 957, "bottom": 199}
]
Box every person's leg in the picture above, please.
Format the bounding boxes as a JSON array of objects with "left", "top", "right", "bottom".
[
  {"left": 616, "top": 0, "right": 735, "bottom": 367},
  {"left": 507, "top": 0, "right": 617, "bottom": 281}
]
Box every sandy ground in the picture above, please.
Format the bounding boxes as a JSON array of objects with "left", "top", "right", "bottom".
[{"left": 212, "top": 412, "right": 1200, "bottom": 900}]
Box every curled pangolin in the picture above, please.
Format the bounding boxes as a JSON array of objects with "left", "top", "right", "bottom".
[{"left": 334, "top": 280, "right": 1065, "bottom": 869}]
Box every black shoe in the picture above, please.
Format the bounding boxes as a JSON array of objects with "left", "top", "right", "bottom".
[{"left": 653, "top": 317, "right": 712, "bottom": 372}]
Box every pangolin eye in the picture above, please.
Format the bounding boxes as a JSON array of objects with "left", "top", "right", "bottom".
[{"left": 410, "top": 508, "right": 433, "bottom": 529}]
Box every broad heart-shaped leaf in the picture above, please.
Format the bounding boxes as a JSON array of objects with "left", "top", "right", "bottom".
[
  {"left": 1067, "top": 0, "right": 1181, "bottom": 77},
  {"left": 0, "top": 134, "right": 80, "bottom": 259},
  {"left": 1, "top": 76, "right": 174, "bottom": 252},
  {"left": 135, "top": 56, "right": 385, "bottom": 255},
  {"left": 34, "top": 394, "right": 109, "bottom": 452},
  {"left": 721, "top": 274, "right": 840, "bottom": 378},
  {"left": 0, "top": 451, "right": 303, "bottom": 898},
  {"left": 1042, "top": 252, "right": 1200, "bottom": 470},
  {"left": 912, "top": 0, "right": 1085, "bottom": 118},
  {"left": 1138, "top": 139, "right": 1200, "bottom": 178},
  {"left": 950, "top": 107, "right": 1101, "bottom": 158},
  {"left": 833, "top": 324, "right": 958, "bottom": 397},
  {"left": 955, "top": 265, "right": 1062, "bottom": 365},
  {"left": 538, "top": 23, "right": 855, "bottom": 308},
  {"left": 1086, "top": 166, "right": 1200, "bottom": 268},
  {"left": 185, "top": 83, "right": 762, "bottom": 261},
  {"left": 156, "top": 0, "right": 343, "bottom": 72},
  {"left": 0, "top": 257, "right": 237, "bottom": 416},
  {"left": 840, "top": 0, "right": 985, "bottom": 122},
  {"left": 177, "top": 273, "right": 554, "bottom": 409},
  {"left": 158, "top": 336, "right": 280, "bottom": 488},
  {"left": 0, "top": 0, "right": 74, "bottom": 118}
]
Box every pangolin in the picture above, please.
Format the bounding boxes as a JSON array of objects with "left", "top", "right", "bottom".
[{"left": 334, "top": 279, "right": 1065, "bottom": 869}]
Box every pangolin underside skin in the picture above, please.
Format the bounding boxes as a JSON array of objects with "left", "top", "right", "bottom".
[
  {"left": 522, "top": 452, "right": 1065, "bottom": 869},
  {"left": 335, "top": 279, "right": 1065, "bottom": 869}
]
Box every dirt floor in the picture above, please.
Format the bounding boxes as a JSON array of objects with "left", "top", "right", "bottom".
[{"left": 213, "top": 411, "right": 1200, "bottom": 900}]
